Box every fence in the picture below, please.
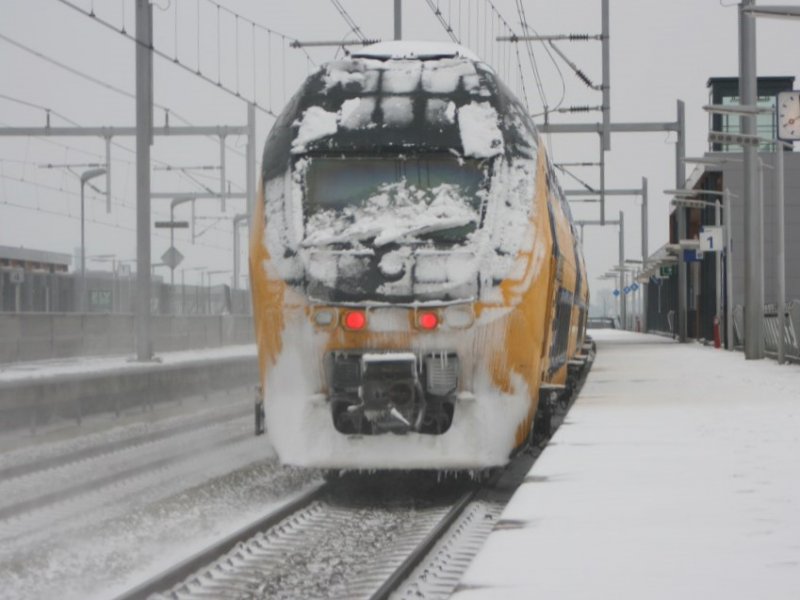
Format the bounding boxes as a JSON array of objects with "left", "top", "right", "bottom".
[
  {"left": 733, "top": 300, "right": 800, "bottom": 362},
  {"left": 0, "top": 313, "right": 254, "bottom": 363},
  {"left": 0, "top": 267, "right": 251, "bottom": 315}
]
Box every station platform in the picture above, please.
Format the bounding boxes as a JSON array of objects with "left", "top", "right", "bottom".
[{"left": 454, "top": 330, "right": 800, "bottom": 600}]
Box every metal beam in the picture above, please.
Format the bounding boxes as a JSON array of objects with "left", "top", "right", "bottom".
[
  {"left": 135, "top": 0, "right": 153, "bottom": 361},
  {"left": 601, "top": 0, "right": 611, "bottom": 150},
  {"left": 151, "top": 192, "right": 246, "bottom": 199},
  {"left": 740, "top": 0, "right": 764, "bottom": 358},
  {"left": 496, "top": 34, "right": 602, "bottom": 42},
  {"left": 575, "top": 220, "right": 620, "bottom": 226},
  {"left": 676, "top": 99, "right": 688, "bottom": 343},
  {"left": 0, "top": 125, "right": 248, "bottom": 137},
  {"left": 538, "top": 121, "right": 678, "bottom": 134},
  {"left": 394, "top": 0, "right": 402, "bottom": 40},
  {"left": 565, "top": 188, "right": 642, "bottom": 197}
]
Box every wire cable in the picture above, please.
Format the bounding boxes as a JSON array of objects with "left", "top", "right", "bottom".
[{"left": 328, "top": 0, "right": 368, "bottom": 41}]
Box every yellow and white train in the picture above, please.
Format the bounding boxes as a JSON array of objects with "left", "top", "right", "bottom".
[{"left": 249, "top": 41, "right": 588, "bottom": 471}]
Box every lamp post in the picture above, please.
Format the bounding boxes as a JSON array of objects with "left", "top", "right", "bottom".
[{"left": 79, "top": 167, "right": 107, "bottom": 312}]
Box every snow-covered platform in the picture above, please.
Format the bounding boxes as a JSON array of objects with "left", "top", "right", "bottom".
[
  {"left": 0, "top": 344, "right": 257, "bottom": 386},
  {"left": 454, "top": 330, "right": 800, "bottom": 600}
]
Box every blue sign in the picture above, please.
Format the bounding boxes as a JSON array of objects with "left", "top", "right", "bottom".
[
  {"left": 683, "top": 249, "right": 703, "bottom": 263},
  {"left": 613, "top": 289, "right": 621, "bottom": 297},
  {"left": 631, "top": 282, "right": 640, "bottom": 292},
  {"left": 623, "top": 286, "right": 632, "bottom": 294}
]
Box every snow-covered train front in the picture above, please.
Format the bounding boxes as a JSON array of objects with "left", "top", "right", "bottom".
[{"left": 249, "top": 41, "right": 588, "bottom": 470}]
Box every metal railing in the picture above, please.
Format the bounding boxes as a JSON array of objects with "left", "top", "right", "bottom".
[
  {"left": 733, "top": 300, "right": 800, "bottom": 362},
  {"left": 764, "top": 301, "right": 800, "bottom": 362}
]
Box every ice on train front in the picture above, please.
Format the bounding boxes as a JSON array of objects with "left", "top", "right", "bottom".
[{"left": 250, "top": 41, "right": 556, "bottom": 470}]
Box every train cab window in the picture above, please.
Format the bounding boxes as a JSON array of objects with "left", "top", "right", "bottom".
[{"left": 302, "top": 155, "right": 489, "bottom": 245}]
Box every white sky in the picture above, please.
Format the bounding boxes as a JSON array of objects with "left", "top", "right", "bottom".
[{"left": 1, "top": 0, "right": 799, "bottom": 290}]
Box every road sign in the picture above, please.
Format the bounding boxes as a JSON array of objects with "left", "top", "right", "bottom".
[
  {"left": 613, "top": 289, "right": 621, "bottom": 297},
  {"left": 659, "top": 265, "right": 675, "bottom": 278},
  {"left": 161, "top": 246, "right": 184, "bottom": 270},
  {"left": 9, "top": 269, "right": 24, "bottom": 284},
  {"left": 623, "top": 285, "right": 632, "bottom": 294},
  {"left": 631, "top": 282, "right": 640, "bottom": 292},
  {"left": 699, "top": 226, "right": 723, "bottom": 252},
  {"left": 154, "top": 221, "right": 190, "bottom": 229}
]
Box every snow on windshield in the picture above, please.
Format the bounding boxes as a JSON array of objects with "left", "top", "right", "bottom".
[
  {"left": 302, "top": 180, "right": 481, "bottom": 248},
  {"left": 291, "top": 106, "right": 338, "bottom": 153},
  {"left": 458, "top": 102, "right": 504, "bottom": 158}
]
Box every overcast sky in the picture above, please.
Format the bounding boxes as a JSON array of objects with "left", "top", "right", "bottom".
[{"left": 1, "top": 0, "right": 799, "bottom": 291}]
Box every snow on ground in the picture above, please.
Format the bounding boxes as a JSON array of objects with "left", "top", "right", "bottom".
[
  {"left": 0, "top": 344, "right": 256, "bottom": 384},
  {"left": 0, "top": 389, "right": 320, "bottom": 600},
  {"left": 454, "top": 330, "right": 800, "bottom": 600}
]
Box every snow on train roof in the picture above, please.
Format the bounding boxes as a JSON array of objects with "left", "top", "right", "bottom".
[{"left": 351, "top": 40, "right": 479, "bottom": 61}]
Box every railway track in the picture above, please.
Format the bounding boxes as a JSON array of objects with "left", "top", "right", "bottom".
[
  {"left": 115, "top": 451, "right": 545, "bottom": 600},
  {"left": 114, "top": 344, "right": 595, "bottom": 600}
]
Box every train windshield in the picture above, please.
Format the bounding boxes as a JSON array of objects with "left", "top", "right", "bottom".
[{"left": 303, "top": 155, "right": 488, "bottom": 246}]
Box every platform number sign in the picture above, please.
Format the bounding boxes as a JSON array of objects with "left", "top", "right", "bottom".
[{"left": 777, "top": 91, "right": 800, "bottom": 142}]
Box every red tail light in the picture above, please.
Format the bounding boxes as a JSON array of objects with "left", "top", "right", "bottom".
[
  {"left": 418, "top": 312, "right": 439, "bottom": 330},
  {"left": 343, "top": 310, "right": 367, "bottom": 330}
]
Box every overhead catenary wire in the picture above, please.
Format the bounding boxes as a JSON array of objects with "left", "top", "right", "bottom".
[
  {"left": 425, "top": 0, "right": 460, "bottom": 43},
  {"left": 54, "top": 0, "right": 311, "bottom": 119},
  {"left": 514, "top": 0, "right": 547, "bottom": 116},
  {"left": 328, "top": 0, "right": 368, "bottom": 41},
  {"left": 0, "top": 28, "right": 248, "bottom": 160}
]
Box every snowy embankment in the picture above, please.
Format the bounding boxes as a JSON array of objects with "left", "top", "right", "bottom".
[
  {"left": 0, "top": 388, "right": 319, "bottom": 600},
  {"left": 455, "top": 330, "right": 800, "bottom": 600}
]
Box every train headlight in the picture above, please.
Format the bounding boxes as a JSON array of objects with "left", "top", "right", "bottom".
[
  {"left": 418, "top": 311, "right": 439, "bottom": 330},
  {"left": 313, "top": 309, "right": 336, "bottom": 327},
  {"left": 343, "top": 310, "right": 367, "bottom": 331}
]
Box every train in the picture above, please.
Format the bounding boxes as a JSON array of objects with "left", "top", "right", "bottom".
[{"left": 249, "top": 41, "right": 588, "bottom": 472}]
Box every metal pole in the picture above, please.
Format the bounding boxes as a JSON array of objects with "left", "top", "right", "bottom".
[
  {"left": 80, "top": 179, "right": 86, "bottom": 313},
  {"left": 170, "top": 202, "right": 175, "bottom": 287},
  {"left": 600, "top": 135, "right": 606, "bottom": 224},
  {"left": 104, "top": 136, "right": 112, "bottom": 213},
  {"left": 724, "top": 188, "right": 735, "bottom": 350},
  {"left": 776, "top": 141, "right": 786, "bottom": 364},
  {"left": 246, "top": 103, "right": 256, "bottom": 219},
  {"left": 135, "top": 0, "right": 153, "bottom": 361},
  {"left": 740, "top": 0, "right": 763, "bottom": 358},
  {"left": 641, "top": 176, "right": 648, "bottom": 332},
  {"left": 233, "top": 218, "right": 239, "bottom": 290},
  {"left": 619, "top": 211, "right": 626, "bottom": 330},
  {"left": 601, "top": 0, "right": 610, "bottom": 151},
  {"left": 394, "top": 0, "right": 402, "bottom": 40},
  {"left": 219, "top": 135, "right": 226, "bottom": 212},
  {"left": 676, "top": 99, "right": 687, "bottom": 342},
  {"left": 715, "top": 199, "right": 722, "bottom": 343}
]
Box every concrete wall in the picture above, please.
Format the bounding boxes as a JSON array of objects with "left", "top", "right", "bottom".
[
  {"left": 0, "top": 313, "right": 254, "bottom": 363},
  {"left": 0, "top": 353, "right": 259, "bottom": 432}
]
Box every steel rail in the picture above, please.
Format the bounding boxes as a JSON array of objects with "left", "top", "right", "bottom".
[
  {"left": 113, "top": 483, "right": 328, "bottom": 600},
  {"left": 368, "top": 487, "right": 480, "bottom": 600}
]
